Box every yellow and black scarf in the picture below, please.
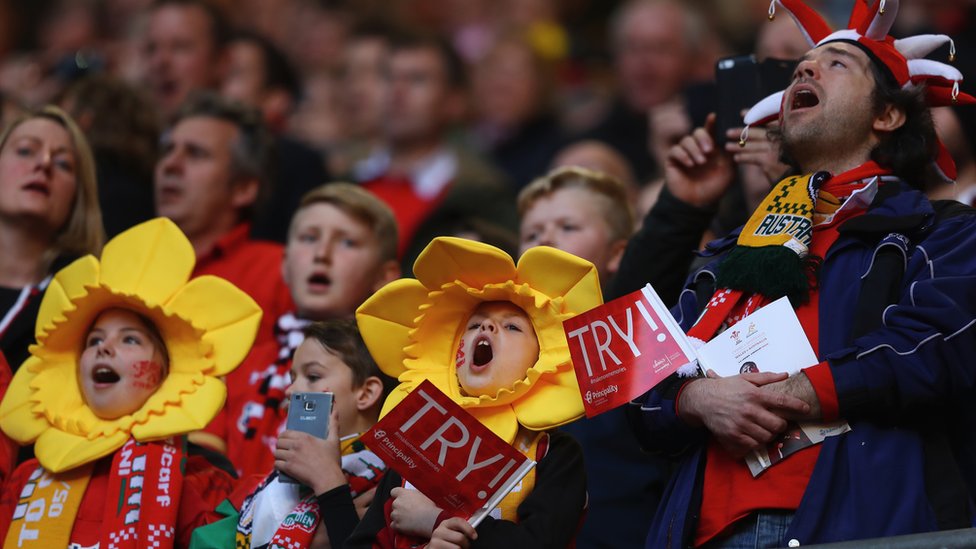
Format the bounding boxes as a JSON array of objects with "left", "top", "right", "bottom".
[{"left": 715, "top": 164, "right": 887, "bottom": 306}]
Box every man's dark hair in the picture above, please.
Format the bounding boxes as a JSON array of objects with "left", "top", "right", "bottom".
[
  {"left": 229, "top": 29, "right": 301, "bottom": 100},
  {"left": 302, "top": 318, "right": 398, "bottom": 400},
  {"left": 390, "top": 30, "right": 468, "bottom": 90},
  {"left": 150, "top": 0, "right": 231, "bottom": 50},
  {"left": 865, "top": 60, "right": 940, "bottom": 190},
  {"left": 171, "top": 91, "right": 273, "bottom": 218}
]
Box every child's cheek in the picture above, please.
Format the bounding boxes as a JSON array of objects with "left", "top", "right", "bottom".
[
  {"left": 131, "top": 360, "right": 163, "bottom": 389},
  {"left": 455, "top": 339, "right": 465, "bottom": 368}
]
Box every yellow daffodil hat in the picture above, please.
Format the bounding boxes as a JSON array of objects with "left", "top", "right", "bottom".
[
  {"left": 356, "top": 237, "right": 603, "bottom": 444},
  {"left": 0, "top": 218, "right": 261, "bottom": 473}
]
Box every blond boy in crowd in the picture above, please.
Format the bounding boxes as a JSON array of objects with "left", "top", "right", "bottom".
[
  {"left": 196, "top": 183, "right": 400, "bottom": 477},
  {"left": 517, "top": 166, "right": 633, "bottom": 292}
]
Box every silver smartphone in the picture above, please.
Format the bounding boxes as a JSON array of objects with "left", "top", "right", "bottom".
[{"left": 279, "top": 392, "right": 334, "bottom": 484}]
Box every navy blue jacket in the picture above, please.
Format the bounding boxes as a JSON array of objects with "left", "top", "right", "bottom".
[{"left": 632, "top": 180, "right": 976, "bottom": 547}]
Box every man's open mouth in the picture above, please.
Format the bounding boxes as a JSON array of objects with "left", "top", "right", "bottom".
[{"left": 791, "top": 89, "right": 820, "bottom": 110}]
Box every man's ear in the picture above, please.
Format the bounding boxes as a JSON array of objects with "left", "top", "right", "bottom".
[
  {"left": 355, "top": 376, "right": 386, "bottom": 412},
  {"left": 371, "top": 260, "right": 401, "bottom": 291},
  {"left": 873, "top": 103, "right": 907, "bottom": 133},
  {"left": 606, "top": 238, "right": 629, "bottom": 278},
  {"left": 231, "top": 177, "right": 260, "bottom": 210}
]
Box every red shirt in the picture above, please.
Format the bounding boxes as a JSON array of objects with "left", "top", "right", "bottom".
[
  {"left": 362, "top": 176, "right": 449, "bottom": 258},
  {"left": 193, "top": 223, "right": 293, "bottom": 345},
  {"left": 693, "top": 181, "right": 870, "bottom": 546}
]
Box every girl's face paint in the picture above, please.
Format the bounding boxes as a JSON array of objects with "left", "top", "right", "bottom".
[
  {"left": 131, "top": 360, "right": 164, "bottom": 389},
  {"left": 456, "top": 338, "right": 465, "bottom": 368}
]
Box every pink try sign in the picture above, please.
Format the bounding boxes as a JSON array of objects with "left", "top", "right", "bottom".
[{"left": 563, "top": 284, "right": 697, "bottom": 417}]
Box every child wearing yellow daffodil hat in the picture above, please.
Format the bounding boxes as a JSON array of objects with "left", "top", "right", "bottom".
[
  {"left": 0, "top": 218, "right": 262, "bottom": 549},
  {"left": 347, "top": 236, "right": 603, "bottom": 548}
]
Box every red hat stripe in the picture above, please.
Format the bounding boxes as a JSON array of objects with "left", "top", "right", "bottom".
[{"left": 848, "top": 0, "right": 870, "bottom": 29}]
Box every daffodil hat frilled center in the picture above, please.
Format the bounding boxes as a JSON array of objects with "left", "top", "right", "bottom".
[
  {"left": 0, "top": 218, "right": 261, "bottom": 473},
  {"left": 356, "top": 237, "right": 603, "bottom": 443}
]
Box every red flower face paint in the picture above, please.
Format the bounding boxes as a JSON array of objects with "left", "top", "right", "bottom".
[
  {"left": 131, "top": 360, "right": 163, "bottom": 389},
  {"left": 456, "top": 338, "right": 465, "bottom": 368}
]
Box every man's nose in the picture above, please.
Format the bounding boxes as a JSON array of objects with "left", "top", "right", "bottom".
[
  {"left": 159, "top": 150, "right": 182, "bottom": 175},
  {"left": 796, "top": 58, "right": 818, "bottom": 79}
]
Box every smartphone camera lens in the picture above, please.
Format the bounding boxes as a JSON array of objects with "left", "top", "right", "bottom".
[{"left": 304, "top": 401, "right": 315, "bottom": 412}]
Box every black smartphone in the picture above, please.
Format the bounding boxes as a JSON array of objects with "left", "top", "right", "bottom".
[
  {"left": 714, "top": 55, "right": 798, "bottom": 142},
  {"left": 279, "top": 392, "right": 334, "bottom": 484}
]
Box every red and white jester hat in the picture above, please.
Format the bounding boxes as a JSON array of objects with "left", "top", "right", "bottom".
[{"left": 742, "top": 0, "right": 976, "bottom": 182}]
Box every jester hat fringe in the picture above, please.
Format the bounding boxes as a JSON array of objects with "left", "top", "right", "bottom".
[{"left": 743, "top": 0, "right": 975, "bottom": 182}]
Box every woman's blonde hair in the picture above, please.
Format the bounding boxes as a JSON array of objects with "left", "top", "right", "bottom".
[{"left": 0, "top": 105, "right": 105, "bottom": 260}]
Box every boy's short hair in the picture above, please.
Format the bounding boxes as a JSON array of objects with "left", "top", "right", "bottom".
[
  {"left": 291, "top": 183, "right": 399, "bottom": 262},
  {"left": 302, "top": 318, "right": 398, "bottom": 399},
  {"left": 517, "top": 166, "right": 635, "bottom": 242}
]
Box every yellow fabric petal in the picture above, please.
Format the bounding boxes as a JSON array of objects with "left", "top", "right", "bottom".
[
  {"left": 357, "top": 280, "right": 430, "bottom": 378},
  {"left": 34, "top": 255, "right": 99, "bottom": 338},
  {"left": 35, "top": 428, "right": 129, "bottom": 473},
  {"left": 0, "top": 357, "right": 49, "bottom": 444},
  {"left": 516, "top": 246, "right": 602, "bottom": 311},
  {"left": 132, "top": 376, "right": 226, "bottom": 439},
  {"left": 413, "top": 237, "right": 517, "bottom": 291},
  {"left": 98, "top": 218, "right": 194, "bottom": 307},
  {"left": 511, "top": 373, "right": 585, "bottom": 431},
  {"left": 165, "top": 275, "right": 261, "bottom": 376}
]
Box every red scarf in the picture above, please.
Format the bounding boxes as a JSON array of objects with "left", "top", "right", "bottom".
[{"left": 101, "top": 438, "right": 186, "bottom": 549}]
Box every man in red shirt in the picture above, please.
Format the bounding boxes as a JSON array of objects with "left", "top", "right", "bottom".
[
  {"left": 350, "top": 32, "right": 516, "bottom": 270},
  {"left": 154, "top": 92, "right": 292, "bottom": 341}
]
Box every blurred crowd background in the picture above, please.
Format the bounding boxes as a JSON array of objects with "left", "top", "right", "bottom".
[{"left": 1, "top": 0, "right": 974, "bottom": 252}]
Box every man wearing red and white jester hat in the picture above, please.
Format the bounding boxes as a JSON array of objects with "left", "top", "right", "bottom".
[{"left": 631, "top": 0, "right": 976, "bottom": 547}]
